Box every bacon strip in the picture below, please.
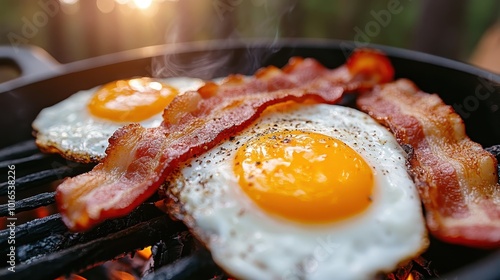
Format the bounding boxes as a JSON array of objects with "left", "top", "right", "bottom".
[
  {"left": 56, "top": 50, "right": 393, "bottom": 231},
  {"left": 357, "top": 79, "right": 500, "bottom": 248}
]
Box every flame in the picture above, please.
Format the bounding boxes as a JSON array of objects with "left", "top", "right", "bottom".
[
  {"left": 137, "top": 246, "right": 152, "bottom": 259},
  {"left": 406, "top": 273, "right": 414, "bottom": 280},
  {"left": 35, "top": 206, "right": 50, "bottom": 218}
]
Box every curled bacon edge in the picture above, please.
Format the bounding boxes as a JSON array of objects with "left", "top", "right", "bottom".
[
  {"left": 357, "top": 79, "right": 500, "bottom": 248},
  {"left": 55, "top": 49, "right": 392, "bottom": 232}
]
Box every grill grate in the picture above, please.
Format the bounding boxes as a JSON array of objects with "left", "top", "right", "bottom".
[
  {"left": 0, "top": 140, "right": 224, "bottom": 280},
  {"left": 1, "top": 140, "right": 499, "bottom": 280}
]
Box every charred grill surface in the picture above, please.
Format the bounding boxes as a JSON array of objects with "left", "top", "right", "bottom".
[{"left": 0, "top": 140, "right": 222, "bottom": 280}]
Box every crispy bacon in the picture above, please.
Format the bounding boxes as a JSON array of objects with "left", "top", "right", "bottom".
[
  {"left": 56, "top": 49, "right": 392, "bottom": 231},
  {"left": 357, "top": 79, "right": 500, "bottom": 248},
  {"left": 346, "top": 48, "right": 394, "bottom": 84}
]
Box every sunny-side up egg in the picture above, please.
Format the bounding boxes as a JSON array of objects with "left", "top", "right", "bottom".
[
  {"left": 166, "top": 102, "right": 429, "bottom": 280},
  {"left": 32, "top": 77, "right": 205, "bottom": 163}
]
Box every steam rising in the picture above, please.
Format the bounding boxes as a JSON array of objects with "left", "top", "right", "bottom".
[{"left": 151, "top": 0, "right": 298, "bottom": 80}]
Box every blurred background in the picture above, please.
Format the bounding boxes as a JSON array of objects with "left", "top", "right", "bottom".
[{"left": 0, "top": 0, "right": 499, "bottom": 78}]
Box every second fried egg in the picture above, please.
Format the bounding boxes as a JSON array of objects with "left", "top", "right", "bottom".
[{"left": 32, "top": 77, "right": 204, "bottom": 163}]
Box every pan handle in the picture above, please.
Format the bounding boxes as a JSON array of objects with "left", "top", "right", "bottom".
[{"left": 0, "top": 45, "right": 61, "bottom": 83}]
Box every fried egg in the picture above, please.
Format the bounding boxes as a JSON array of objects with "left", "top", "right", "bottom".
[
  {"left": 166, "top": 103, "right": 428, "bottom": 280},
  {"left": 32, "top": 77, "right": 204, "bottom": 163}
]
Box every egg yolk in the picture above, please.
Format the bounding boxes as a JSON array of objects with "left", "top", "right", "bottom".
[
  {"left": 87, "top": 77, "right": 178, "bottom": 122},
  {"left": 234, "top": 130, "right": 374, "bottom": 224}
]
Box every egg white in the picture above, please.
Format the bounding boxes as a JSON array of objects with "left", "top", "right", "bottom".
[
  {"left": 166, "top": 103, "right": 428, "bottom": 280},
  {"left": 32, "top": 77, "right": 205, "bottom": 163}
]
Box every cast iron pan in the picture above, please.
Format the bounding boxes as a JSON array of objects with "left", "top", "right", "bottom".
[{"left": 1, "top": 39, "right": 500, "bottom": 279}]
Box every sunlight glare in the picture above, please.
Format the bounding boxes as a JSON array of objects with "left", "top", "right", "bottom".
[
  {"left": 60, "top": 0, "right": 79, "bottom": 4},
  {"left": 133, "top": 0, "right": 153, "bottom": 9}
]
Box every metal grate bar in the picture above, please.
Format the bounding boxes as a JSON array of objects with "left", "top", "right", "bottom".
[
  {"left": 0, "top": 203, "right": 166, "bottom": 259},
  {"left": 0, "top": 191, "right": 54, "bottom": 216},
  {"left": 0, "top": 164, "right": 93, "bottom": 195},
  {"left": 0, "top": 140, "right": 39, "bottom": 161},
  {"left": 0, "top": 153, "right": 49, "bottom": 169},
  {"left": 0, "top": 214, "right": 65, "bottom": 250}
]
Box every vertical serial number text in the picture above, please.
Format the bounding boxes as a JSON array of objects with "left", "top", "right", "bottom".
[{"left": 7, "top": 164, "right": 16, "bottom": 273}]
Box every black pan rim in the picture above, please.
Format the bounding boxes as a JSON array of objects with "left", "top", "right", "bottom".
[{"left": 2, "top": 38, "right": 500, "bottom": 93}]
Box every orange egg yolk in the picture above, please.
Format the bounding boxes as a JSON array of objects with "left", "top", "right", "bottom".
[
  {"left": 234, "top": 130, "right": 374, "bottom": 224},
  {"left": 87, "top": 77, "right": 178, "bottom": 122}
]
